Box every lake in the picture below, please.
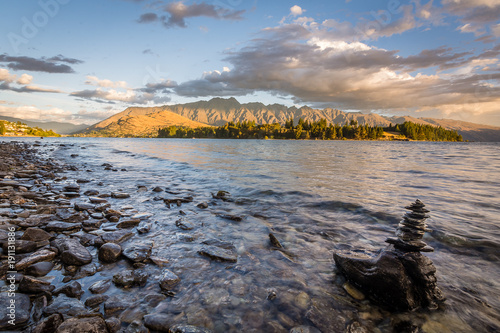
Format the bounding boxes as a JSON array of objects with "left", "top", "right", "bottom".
[{"left": 6, "top": 137, "right": 500, "bottom": 332}]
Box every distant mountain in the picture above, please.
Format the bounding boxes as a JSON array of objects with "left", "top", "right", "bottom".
[
  {"left": 81, "top": 97, "right": 500, "bottom": 141},
  {"left": 0, "top": 116, "right": 87, "bottom": 135},
  {"left": 77, "top": 109, "right": 210, "bottom": 137}
]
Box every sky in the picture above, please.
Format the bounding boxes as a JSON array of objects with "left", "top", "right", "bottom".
[{"left": 0, "top": 0, "right": 499, "bottom": 126}]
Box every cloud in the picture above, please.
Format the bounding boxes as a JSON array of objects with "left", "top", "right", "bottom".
[
  {"left": 0, "top": 105, "right": 73, "bottom": 122},
  {"left": 290, "top": 5, "right": 304, "bottom": 16},
  {"left": 0, "top": 68, "right": 62, "bottom": 93},
  {"left": 442, "top": 0, "right": 500, "bottom": 36},
  {"left": 71, "top": 75, "right": 173, "bottom": 105},
  {"left": 172, "top": 18, "right": 500, "bottom": 125},
  {"left": 137, "top": 1, "right": 245, "bottom": 28},
  {"left": 0, "top": 54, "right": 83, "bottom": 73}
]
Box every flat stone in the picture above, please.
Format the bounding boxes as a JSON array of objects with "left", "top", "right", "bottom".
[
  {"left": 175, "top": 218, "right": 195, "bottom": 230},
  {"left": 198, "top": 245, "right": 237, "bottom": 263},
  {"left": 72, "top": 263, "right": 98, "bottom": 280},
  {"left": 53, "top": 238, "right": 92, "bottom": 266},
  {"left": 96, "top": 230, "right": 134, "bottom": 246},
  {"left": 25, "top": 261, "right": 55, "bottom": 277},
  {"left": 53, "top": 281, "right": 84, "bottom": 299},
  {"left": 143, "top": 314, "right": 171, "bottom": 332},
  {"left": 71, "top": 231, "right": 98, "bottom": 246},
  {"left": 131, "top": 212, "right": 153, "bottom": 220},
  {"left": 0, "top": 292, "right": 31, "bottom": 330},
  {"left": 74, "top": 202, "right": 95, "bottom": 211},
  {"left": 21, "top": 227, "right": 52, "bottom": 242},
  {"left": 45, "top": 221, "right": 82, "bottom": 232},
  {"left": 16, "top": 249, "right": 56, "bottom": 270},
  {"left": 18, "top": 214, "right": 54, "bottom": 228},
  {"left": 89, "top": 196, "right": 107, "bottom": 203},
  {"left": 116, "top": 218, "right": 141, "bottom": 229},
  {"left": 85, "top": 294, "right": 109, "bottom": 308},
  {"left": 123, "top": 241, "right": 153, "bottom": 262},
  {"left": 111, "top": 192, "right": 130, "bottom": 199},
  {"left": 55, "top": 316, "right": 108, "bottom": 333},
  {"left": 104, "top": 296, "right": 129, "bottom": 316},
  {"left": 89, "top": 279, "right": 112, "bottom": 294},
  {"left": 19, "top": 275, "right": 55, "bottom": 294},
  {"left": 113, "top": 269, "right": 148, "bottom": 288},
  {"left": 82, "top": 219, "right": 104, "bottom": 230},
  {"left": 84, "top": 190, "right": 99, "bottom": 196},
  {"left": 63, "top": 192, "right": 80, "bottom": 198},
  {"left": 63, "top": 184, "right": 80, "bottom": 192},
  {"left": 99, "top": 243, "right": 122, "bottom": 263},
  {"left": 31, "top": 313, "right": 64, "bottom": 333},
  {"left": 159, "top": 269, "right": 180, "bottom": 291},
  {"left": 2, "top": 239, "right": 37, "bottom": 254},
  {"left": 43, "top": 295, "right": 88, "bottom": 319},
  {"left": 169, "top": 324, "right": 214, "bottom": 333}
]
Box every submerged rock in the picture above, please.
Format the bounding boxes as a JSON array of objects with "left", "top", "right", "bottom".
[
  {"left": 113, "top": 269, "right": 148, "bottom": 288},
  {"left": 89, "top": 279, "right": 112, "bottom": 294},
  {"left": 56, "top": 315, "right": 109, "bottom": 333},
  {"left": 0, "top": 292, "right": 31, "bottom": 330},
  {"left": 53, "top": 238, "right": 92, "bottom": 266},
  {"left": 99, "top": 243, "right": 122, "bottom": 263},
  {"left": 334, "top": 199, "right": 445, "bottom": 311},
  {"left": 123, "top": 241, "right": 153, "bottom": 262},
  {"left": 198, "top": 245, "right": 237, "bottom": 263},
  {"left": 159, "top": 269, "right": 180, "bottom": 291}
]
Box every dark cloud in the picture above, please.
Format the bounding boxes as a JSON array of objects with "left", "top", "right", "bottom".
[
  {"left": 0, "top": 54, "right": 83, "bottom": 73},
  {"left": 71, "top": 87, "right": 171, "bottom": 105},
  {"left": 137, "top": 1, "right": 245, "bottom": 29},
  {"left": 140, "top": 80, "right": 178, "bottom": 93},
  {"left": 138, "top": 13, "right": 159, "bottom": 23}
]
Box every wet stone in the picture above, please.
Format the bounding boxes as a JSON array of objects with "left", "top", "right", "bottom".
[
  {"left": 43, "top": 295, "right": 88, "bottom": 319},
  {"left": 137, "top": 221, "right": 151, "bottom": 234},
  {"left": 2, "top": 239, "right": 37, "bottom": 254},
  {"left": 53, "top": 238, "right": 92, "bottom": 266},
  {"left": 197, "top": 202, "right": 208, "bottom": 209},
  {"left": 99, "top": 243, "right": 122, "bottom": 263},
  {"left": 113, "top": 269, "right": 148, "bottom": 288},
  {"left": 84, "top": 190, "right": 99, "bottom": 196},
  {"left": 19, "top": 275, "right": 55, "bottom": 294},
  {"left": 269, "top": 233, "right": 283, "bottom": 248},
  {"left": 95, "top": 230, "right": 134, "bottom": 246},
  {"left": 31, "top": 313, "right": 64, "bottom": 333},
  {"left": 74, "top": 202, "right": 95, "bottom": 211},
  {"left": 45, "top": 221, "right": 82, "bottom": 232},
  {"left": 170, "top": 324, "right": 214, "bottom": 333},
  {"left": 176, "top": 218, "right": 195, "bottom": 230},
  {"left": 85, "top": 294, "right": 109, "bottom": 308},
  {"left": 123, "top": 241, "right": 153, "bottom": 262},
  {"left": 117, "top": 218, "right": 141, "bottom": 229},
  {"left": 56, "top": 316, "right": 109, "bottom": 333},
  {"left": 159, "top": 269, "right": 180, "bottom": 291},
  {"left": 104, "top": 296, "right": 130, "bottom": 315},
  {"left": 290, "top": 326, "right": 322, "bottom": 333},
  {"left": 198, "top": 245, "right": 237, "bottom": 263},
  {"left": 21, "top": 228, "right": 52, "bottom": 242},
  {"left": 25, "top": 261, "right": 54, "bottom": 277},
  {"left": 83, "top": 219, "right": 104, "bottom": 230},
  {"left": 89, "top": 279, "right": 112, "bottom": 294},
  {"left": 143, "top": 314, "right": 171, "bottom": 332},
  {"left": 53, "top": 281, "right": 84, "bottom": 299},
  {"left": 16, "top": 249, "right": 56, "bottom": 270},
  {"left": 106, "top": 317, "right": 122, "bottom": 333},
  {"left": 111, "top": 192, "right": 130, "bottom": 199},
  {"left": 152, "top": 186, "right": 163, "bottom": 192},
  {"left": 0, "top": 292, "right": 31, "bottom": 330}
]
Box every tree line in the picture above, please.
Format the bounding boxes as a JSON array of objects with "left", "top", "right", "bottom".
[{"left": 158, "top": 119, "right": 462, "bottom": 141}]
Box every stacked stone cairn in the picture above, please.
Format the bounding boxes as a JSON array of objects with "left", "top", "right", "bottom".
[
  {"left": 334, "top": 199, "right": 445, "bottom": 311},
  {"left": 385, "top": 199, "right": 434, "bottom": 252}
]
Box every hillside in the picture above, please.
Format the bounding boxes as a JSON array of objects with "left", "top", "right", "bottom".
[
  {"left": 0, "top": 119, "right": 60, "bottom": 137},
  {"left": 78, "top": 109, "right": 210, "bottom": 137},
  {"left": 80, "top": 97, "right": 500, "bottom": 141},
  {"left": 0, "top": 116, "right": 87, "bottom": 135}
]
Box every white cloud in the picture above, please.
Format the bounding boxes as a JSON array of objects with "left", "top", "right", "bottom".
[
  {"left": 0, "top": 68, "right": 17, "bottom": 83},
  {"left": 85, "top": 76, "right": 128, "bottom": 89},
  {"left": 290, "top": 5, "right": 304, "bottom": 16},
  {"left": 0, "top": 105, "right": 72, "bottom": 122},
  {"left": 17, "top": 74, "right": 33, "bottom": 85}
]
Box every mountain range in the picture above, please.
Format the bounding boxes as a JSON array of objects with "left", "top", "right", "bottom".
[{"left": 78, "top": 98, "right": 500, "bottom": 141}]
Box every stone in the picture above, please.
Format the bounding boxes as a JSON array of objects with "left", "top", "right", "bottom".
[
  {"left": 123, "top": 241, "right": 154, "bottom": 262},
  {"left": 16, "top": 249, "right": 56, "bottom": 270},
  {"left": 106, "top": 317, "right": 122, "bottom": 333},
  {"left": 89, "top": 279, "right": 112, "bottom": 294},
  {"left": 99, "top": 243, "right": 122, "bottom": 263},
  {"left": 25, "top": 261, "right": 55, "bottom": 277},
  {"left": 45, "top": 221, "right": 82, "bottom": 232},
  {"left": 55, "top": 316, "right": 109, "bottom": 333},
  {"left": 53, "top": 238, "right": 92, "bottom": 266},
  {"left": 111, "top": 192, "right": 130, "bottom": 199},
  {"left": 290, "top": 326, "right": 322, "bottom": 333},
  {"left": 2, "top": 239, "right": 37, "bottom": 254},
  {"left": 113, "top": 269, "right": 148, "bottom": 288},
  {"left": 31, "top": 313, "right": 64, "bottom": 333},
  {"left": 19, "top": 275, "right": 55, "bottom": 294},
  {"left": 72, "top": 263, "right": 98, "bottom": 280},
  {"left": 176, "top": 218, "right": 195, "bottom": 230},
  {"left": 334, "top": 200, "right": 445, "bottom": 311},
  {"left": 53, "top": 281, "right": 84, "bottom": 299},
  {"left": 198, "top": 245, "right": 237, "bottom": 263},
  {"left": 71, "top": 231, "right": 98, "bottom": 246},
  {"left": 343, "top": 282, "right": 365, "bottom": 301},
  {"left": 0, "top": 292, "right": 31, "bottom": 330},
  {"left": 43, "top": 295, "right": 88, "bottom": 319},
  {"left": 21, "top": 227, "right": 52, "bottom": 242},
  {"left": 63, "top": 184, "right": 80, "bottom": 192},
  {"left": 143, "top": 314, "right": 171, "bottom": 332},
  {"left": 197, "top": 202, "right": 208, "bottom": 209},
  {"left": 104, "top": 296, "right": 130, "bottom": 315},
  {"left": 216, "top": 214, "right": 242, "bottom": 222},
  {"left": 152, "top": 186, "right": 163, "bottom": 192},
  {"left": 89, "top": 196, "right": 107, "bottom": 203},
  {"left": 85, "top": 294, "right": 109, "bottom": 308},
  {"left": 269, "top": 233, "right": 283, "bottom": 248},
  {"left": 84, "top": 190, "right": 99, "bottom": 196},
  {"left": 159, "top": 269, "right": 180, "bottom": 291},
  {"left": 117, "top": 219, "right": 141, "bottom": 228},
  {"left": 74, "top": 202, "right": 95, "bottom": 211},
  {"left": 126, "top": 320, "right": 149, "bottom": 333},
  {"left": 83, "top": 219, "right": 104, "bottom": 230},
  {"left": 169, "top": 324, "right": 214, "bottom": 333},
  {"left": 95, "top": 230, "right": 134, "bottom": 246},
  {"left": 131, "top": 212, "right": 153, "bottom": 220},
  {"left": 137, "top": 221, "right": 151, "bottom": 234}
]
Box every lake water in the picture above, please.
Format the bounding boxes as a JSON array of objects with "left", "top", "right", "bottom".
[{"left": 7, "top": 137, "right": 500, "bottom": 332}]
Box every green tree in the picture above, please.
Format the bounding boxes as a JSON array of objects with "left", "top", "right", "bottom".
[{"left": 0, "top": 121, "right": 6, "bottom": 135}]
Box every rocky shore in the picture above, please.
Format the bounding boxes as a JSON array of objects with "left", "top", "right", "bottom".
[{"left": 1, "top": 141, "right": 342, "bottom": 333}]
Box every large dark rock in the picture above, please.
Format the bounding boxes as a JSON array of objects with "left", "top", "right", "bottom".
[
  {"left": 25, "top": 261, "right": 55, "bottom": 277},
  {"left": 2, "top": 239, "right": 37, "bottom": 254},
  {"left": 53, "top": 238, "right": 92, "bottom": 266},
  {"left": 89, "top": 279, "right": 112, "bottom": 294},
  {"left": 122, "top": 241, "right": 153, "bottom": 262},
  {"left": 45, "top": 221, "right": 82, "bottom": 232},
  {"left": 143, "top": 314, "right": 171, "bottom": 332},
  {"left": 113, "top": 269, "right": 148, "bottom": 288},
  {"left": 159, "top": 269, "right": 180, "bottom": 291},
  {"left": 31, "top": 313, "right": 64, "bottom": 333},
  {"left": 43, "top": 294, "right": 88, "bottom": 318},
  {"left": 333, "top": 200, "right": 445, "bottom": 312},
  {"left": 15, "top": 249, "right": 56, "bottom": 270},
  {"left": 53, "top": 281, "right": 84, "bottom": 299},
  {"left": 0, "top": 292, "right": 31, "bottom": 329},
  {"left": 19, "top": 275, "right": 55, "bottom": 294},
  {"left": 55, "top": 315, "right": 109, "bottom": 333},
  {"left": 21, "top": 227, "right": 52, "bottom": 242}
]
